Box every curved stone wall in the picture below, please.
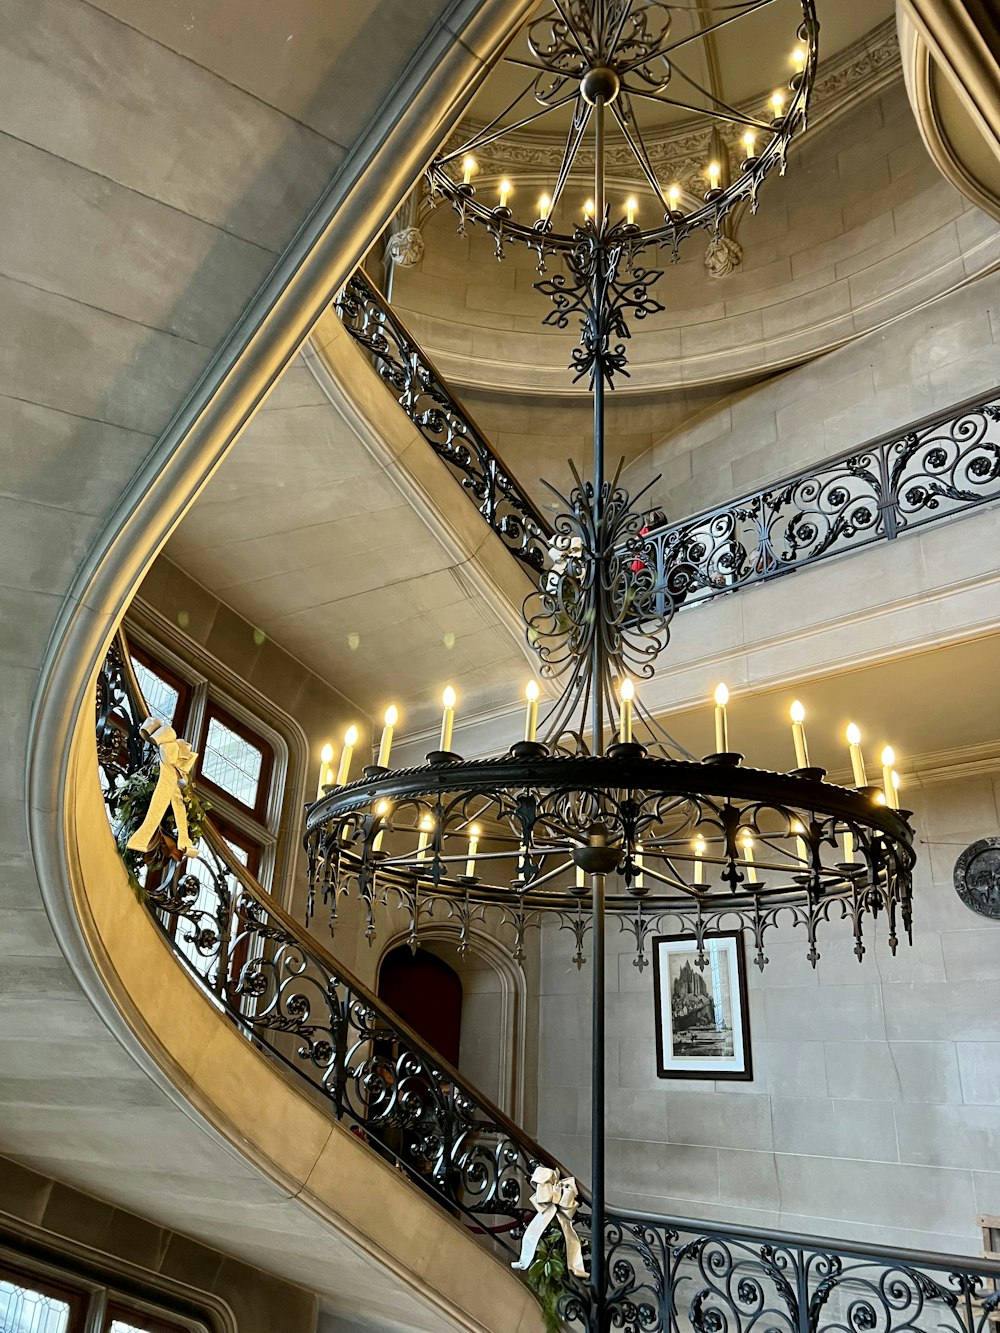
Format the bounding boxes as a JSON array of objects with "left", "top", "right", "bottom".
[{"left": 392, "top": 79, "right": 1000, "bottom": 395}]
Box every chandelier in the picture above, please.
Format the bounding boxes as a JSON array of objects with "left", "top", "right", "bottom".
[
  {"left": 304, "top": 7, "right": 916, "bottom": 1325},
  {"left": 305, "top": 0, "right": 914, "bottom": 979}
]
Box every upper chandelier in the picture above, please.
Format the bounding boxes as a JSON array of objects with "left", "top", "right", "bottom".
[{"left": 428, "top": 0, "right": 818, "bottom": 264}]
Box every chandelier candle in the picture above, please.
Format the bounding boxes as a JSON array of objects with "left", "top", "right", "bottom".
[
  {"left": 882, "top": 747, "right": 898, "bottom": 809},
  {"left": 439, "top": 687, "right": 457, "bottom": 752},
  {"left": 416, "top": 814, "right": 433, "bottom": 861},
  {"left": 336, "top": 726, "right": 358, "bottom": 786},
  {"left": 792, "top": 819, "right": 809, "bottom": 865},
  {"left": 771, "top": 90, "right": 785, "bottom": 119},
  {"left": 626, "top": 197, "right": 637, "bottom": 226},
  {"left": 619, "top": 679, "right": 634, "bottom": 743},
  {"left": 634, "top": 843, "right": 644, "bottom": 890},
  {"left": 741, "top": 833, "right": 758, "bottom": 884},
  {"left": 842, "top": 830, "right": 856, "bottom": 864},
  {"left": 462, "top": 155, "right": 476, "bottom": 185},
  {"left": 465, "top": 825, "right": 480, "bottom": 879},
  {"left": 847, "top": 723, "right": 867, "bottom": 786},
  {"left": 524, "top": 680, "right": 540, "bottom": 742},
  {"left": 378, "top": 706, "right": 398, "bottom": 768},
  {"left": 790, "top": 700, "right": 810, "bottom": 768},
  {"left": 499, "top": 179, "right": 511, "bottom": 209},
  {"left": 539, "top": 193, "right": 551, "bottom": 222},
  {"left": 714, "top": 683, "right": 730, "bottom": 753},
  {"left": 693, "top": 836, "right": 707, "bottom": 886},
  {"left": 707, "top": 161, "right": 721, "bottom": 192},
  {"left": 372, "top": 799, "right": 390, "bottom": 852},
  {"left": 316, "top": 742, "right": 334, "bottom": 800}
]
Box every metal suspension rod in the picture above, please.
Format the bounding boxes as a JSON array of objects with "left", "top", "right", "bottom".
[{"left": 590, "top": 868, "right": 606, "bottom": 1332}]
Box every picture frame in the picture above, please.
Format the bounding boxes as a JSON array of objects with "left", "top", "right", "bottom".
[{"left": 652, "top": 931, "right": 752, "bottom": 1081}]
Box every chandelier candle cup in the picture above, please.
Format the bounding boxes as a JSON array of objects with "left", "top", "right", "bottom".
[
  {"left": 316, "top": 742, "right": 334, "bottom": 799},
  {"left": 465, "top": 824, "right": 481, "bottom": 879},
  {"left": 790, "top": 700, "right": 810, "bottom": 768},
  {"left": 524, "top": 680, "right": 540, "bottom": 743},
  {"left": 439, "top": 686, "right": 457, "bottom": 753},
  {"left": 713, "top": 683, "right": 730, "bottom": 754},
  {"left": 847, "top": 723, "right": 867, "bottom": 786},
  {"left": 336, "top": 727, "right": 358, "bottom": 786},
  {"left": 377, "top": 706, "right": 398, "bottom": 768},
  {"left": 619, "top": 679, "right": 635, "bottom": 744},
  {"left": 881, "top": 747, "right": 898, "bottom": 809}
]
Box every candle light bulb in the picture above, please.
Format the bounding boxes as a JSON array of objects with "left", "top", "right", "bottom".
[
  {"left": 707, "top": 161, "right": 721, "bottom": 190},
  {"left": 372, "top": 798, "right": 391, "bottom": 852},
  {"left": 440, "top": 686, "right": 457, "bottom": 753},
  {"left": 499, "top": 179, "right": 511, "bottom": 208},
  {"left": 317, "top": 742, "right": 335, "bottom": 799},
  {"left": 584, "top": 198, "right": 595, "bottom": 218},
  {"left": 377, "top": 705, "right": 398, "bottom": 768},
  {"left": 881, "top": 746, "right": 895, "bottom": 767},
  {"left": 791, "top": 818, "right": 809, "bottom": 864},
  {"left": 847, "top": 723, "right": 862, "bottom": 745},
  {"left": 626, "top": 196, "right": 637, "bottom": 225},
  {"left": 790, "top": 699, "right": 809, "bottom": 768},
  {"left": 881, "top": 747, "right": 898, "bottom": 809},
  {"left": 693, "top": 835, "right": 707, "bottom": 886},
  {"left": 713, "top": 682, "right": 730, "bottom": 754},
  {"left": 417, "top": 813, "right": 434, "bottom": 861},
  {"left": 668, "top": 183, "right": 681, "bottom": 211},
  {"left": 771, "top": 90, "right": 785, "bottom": 117},
  {"left": 465, "top": 823, "right": 481, "bottom": 879},
  {"left": 846, "top": 722, "right": 867, "bottom": 787},
  {"left": 619, "top": 677, "right": 635, "bottom": 744},
  {"left": 524, "top": 679, "right": 540, "bottom": 743},
  {"left": 539, "top": 193, "right": 552, "bottom": 222},
  {"left": 462, "top": 155, "right": 476, "bottom": 185},
  {"left": 740, "top": 832, "right": 758, "bottom": 884},
  {"left": 336, "top": 725, "right": 359, "bottom": 786},
  {"left": 743, "top": 130, "right": 756, "bottom": 157},
  {"left": 792, "top": 46, "right": 806, "bottom": 71}
]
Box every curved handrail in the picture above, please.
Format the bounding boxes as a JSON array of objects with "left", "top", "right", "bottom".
[{"left": 97, "top": 631, "right": 1000, "bottom": 1333}]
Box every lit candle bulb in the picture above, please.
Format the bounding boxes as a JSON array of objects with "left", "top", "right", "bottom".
[
  {"left": 881, "top": 747, "right": 898, "bottom": 809},
  {"left": 619, "top": 678, "right": 635, "bottom": 743},
  {"left": 842, "top": 828, "right": 856, "bottom": 864},
  {"left": 416, "top": 813, "right": 433, "bottom": 861},
  {"left": 713, "top": 683, "right": 730, "bottom": 753},
  {"left": 316, "top": 742, "right": 334, "bottom": 799},
  {"left": 626, "top": 196, "right": 637, "bottom": 225},
  {"left": 740, "top": 832, "right": 758, "bottom": 884},
  {"left": 790, "top": 700, "right": 810, "bottom": 768},
  {"left": 634, "top": 842, "right": 644, "bottom": 890},
  {"left": 524, "top": 680, "right": 540, "bottom": 742},
  {"left": 693, "top": 836, "right": 707, "bottom": 886},
  {"left": 668, "top": 183, "right": 681, "bottom": 212},
  {"left": 743, "top": 130, "right": 756, "bottom": 158},
  {"left": 771, "top": 90, "right": 785, "bottom": 118},
  {"left": 499, "top": 178, "right": 511, "bottom": 208},
  {"left": 336, "top": 726, "right": 358, "bottom": 786},
  {"left": 462, "top": 155, "right": 476, "bottom": 185},
  {"left": 539, "top": 194, "right": 552, "bottom": 222},
  {"left": 377, "top": 705, "right": 398, "bottom": 768},
  {"left": 707, "top": 161, "right": 721, "bottom": 191},
  {"left": 791, "top": 46, "right": 806, "bottom": 72},
  {"left": 372, "top": 798, "right": 391, "bottom": 852},
  {"left": 584, "top": 198, "right": 595, "bottom": 219},
  {"left": 439, "top": 686, "right": 457, "bottom": 752},
  {"left": 846, "top": 723, "right": 867, "bottom": 787},
  {"left": 465, "top": 824, "right": 481, "bottom": 878}
]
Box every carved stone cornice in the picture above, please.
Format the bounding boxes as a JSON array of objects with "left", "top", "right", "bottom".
[{"left": 441, "top": 19, "right": 900, "bottom": 194}]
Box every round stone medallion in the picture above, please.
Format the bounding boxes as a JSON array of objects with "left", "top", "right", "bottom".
[{"left": 954, "top": 837, "right": 1000, "bottom": 919}]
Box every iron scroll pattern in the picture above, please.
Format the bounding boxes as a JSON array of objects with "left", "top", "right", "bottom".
[
  {"left": 646, "top": 398, "right": 1000, "bottom": 614},
  {"left": 98, "top": 636, "right": 1000, "bottom": 1331},
  {"left": 96, "top": 634, "right": 564, "bottom": 1254},
  {"left": 334, "top": 269, "right": 551, "bottom": 574}
]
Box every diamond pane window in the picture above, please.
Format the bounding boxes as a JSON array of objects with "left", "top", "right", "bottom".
[
  {"left": 130, "top": 658, "right": 180, "bottom": 727},
  {"left": 199, "top": 710, "right": 268, "bottom": 814},
  {"left": 0, "top": 1277, "right": 72, "bottom": 1333}
]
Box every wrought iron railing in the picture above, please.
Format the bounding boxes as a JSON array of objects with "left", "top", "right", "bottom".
[
  {"left": 97, "top": 631, "right": 1000, "bottom": 1332},
  {"left": 332, "top": 274, "right": 1000, "bottom": 617},
  {"left": 334, "top": 269, "right": 551, "bottom": 574},
  {"left": 645, "top": 394, "right": 1000, "bottom": 614}
]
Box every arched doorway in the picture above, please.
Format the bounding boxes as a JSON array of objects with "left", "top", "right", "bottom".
[{"left": 377, "top": 946, "right": 463, "bottom": 1067}]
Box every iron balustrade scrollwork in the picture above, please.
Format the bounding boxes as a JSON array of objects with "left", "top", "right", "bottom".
[
  {"left": 97, "top": 632, "right": 1000, "bottom": 1331},
  {"left": 334, "top": 269, "right": 552, "bottom": 574},
  {"left": 645, "top": 395, "right": 1000, "bottom": 614},
  {"left": 96, "top": 631, "right": 567, "bottom": 1254}
]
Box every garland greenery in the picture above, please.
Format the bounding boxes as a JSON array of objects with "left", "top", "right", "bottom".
[
  {"left": 524, "top": 1230, "right": 571, "bottom": 1333},
  {"left": 109, "top": 763, "right": 210, "bottom": 896}
]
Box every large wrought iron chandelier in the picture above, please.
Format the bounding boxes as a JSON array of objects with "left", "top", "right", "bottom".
[
  {"left": 305, "top": 6, "right": 915, "bottom": 1325},
  {"left": 305, "top": 0, "right": 914, "bottom": 978}
]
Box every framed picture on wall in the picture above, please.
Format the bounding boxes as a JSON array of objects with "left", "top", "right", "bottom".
[{"left": 652, "top": 932, "right": 752, "bottom": 1081}]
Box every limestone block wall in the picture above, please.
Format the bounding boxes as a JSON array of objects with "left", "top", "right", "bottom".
[{"left": 533, "top": 763, "right": 1000, "bottom": 1257}]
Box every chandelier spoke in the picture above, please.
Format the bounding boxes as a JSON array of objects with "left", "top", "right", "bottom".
[{"left": 619, "top": 0, "right": 777, "bottom": 71}]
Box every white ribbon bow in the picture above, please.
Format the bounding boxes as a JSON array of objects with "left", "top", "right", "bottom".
[
  {"left": 125, "top": 716, "right": 199, "bottom": 858},
  {"left": 511, "top": 1166, "right": 588, "bottom": 1279}
]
